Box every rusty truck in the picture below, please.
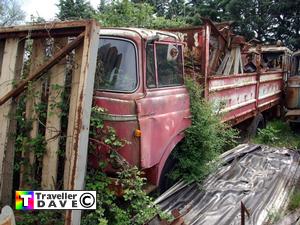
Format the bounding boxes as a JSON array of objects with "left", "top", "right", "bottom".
[
  {"left": 91, "top": 19, "right": 291, "bottom": 191},
  {"left": 285, "top": 50, "right": 300, "bottom": 130},
  {"left": 0, "top": 19, "right": 291, "bottom": 200}
]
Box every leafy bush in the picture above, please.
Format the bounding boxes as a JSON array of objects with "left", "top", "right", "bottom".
[
  {"left": 253, "top": 120, "right": 300, "bottom": 149},
  {"left": 82, "top": 107, "right": 169, "bottom": 225},
  {"left": 288, "top": 189, "right": 300, "bottom": 211},
  {"left": 172, "top": 78, "right": 238, "bottom": 182},
  {"left": 257, "top": 126, "right": 279, "bottom": 144}
]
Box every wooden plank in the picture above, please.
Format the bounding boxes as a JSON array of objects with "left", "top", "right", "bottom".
[
  {"left": 233, "top": 47, "right": 240, "bottom": 74},
  {"left": 216, "top": 51, "right": 230, "bottom": 75},
  {"left": 0, "top": 38, "right": 22, "bottom": 204},
  {"left": 0, "top": 20, "right": 94, "bottom": 39},
  {"left": 63, "top": 43, "right": 83, "bottom": 190},
  {"left": 238, "top": 47, "right": 244, "bottom": 74},
  {"left": 64, "top": 20, "right": 100, "bottom": 225},
  {"left": 41, "top": 37, "right": 68, "bottom": 190},
  {"left": 0, "top": 32, "right": 85, "bottom": 106},
  {"left": 224, "top": 49, "right": 235, "bottom": 75},
  {"left": 20, "top": 39, "right": 46, "bottom": 189},
  {"left": 0, "top": 40, "right": 5, "bottom": 77}
]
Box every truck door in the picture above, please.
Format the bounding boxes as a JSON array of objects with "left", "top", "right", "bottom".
[{"left": 136, "top": 41, "right": 191, "bottom": 173}]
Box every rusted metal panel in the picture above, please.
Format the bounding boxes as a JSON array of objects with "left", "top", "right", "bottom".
[
  {"left": 155, "top": 144, "right": 300, "bottom": 225},
  {"left": 286, "top": 76, "right": 300, "bottom": 109},
  {"left": 136, "top": 87, "right": 190, "bottom": 169}
]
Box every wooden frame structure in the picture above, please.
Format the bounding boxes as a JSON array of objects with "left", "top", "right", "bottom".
[{"left": 0, "top": 20, "right": 100, "bottom": 225}]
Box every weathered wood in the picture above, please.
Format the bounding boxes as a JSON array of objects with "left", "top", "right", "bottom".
[
  {"left": 0, "top": 20, "right": 93, "bottom": 40},
  {"left": 63, "top": 43, "right": 83, "bottom": 190},
  {"left": 224, "top": 49, "right": 235, "bottom": 75},
  {"left": 0, "top": 38, "right": 22, "bottom": 204},
  {"left": 216, "top": 51, "right": 230, "bottom": 75},
  {"left": 41, "top": 37, "right": 68, "bottom": 190},
  {"left": 20, "top": 39, "right": 46, "bottom": 189},
  {"left": 233, "top": 47, "right": 240, "bottom": 74},
  {"left": 64, "top": 20, "right": 100, "bottom": 225},
  {"left": 0, "top": 40, "right": 5, "bottom": 77},
  {"left": 0, "top": 206, "right": 15, "bottom": 225},
  {"left": 0, "top": 32, "right": 85, "bottom": 106}
]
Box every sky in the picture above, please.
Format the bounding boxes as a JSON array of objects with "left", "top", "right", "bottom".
[{"left": 21, "top": 0, "right": 100, "bottom": 21}]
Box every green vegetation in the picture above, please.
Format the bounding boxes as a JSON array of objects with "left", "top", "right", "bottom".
[
  {"left": 82, "top": 107, "right": 170, "bottom": 225},
  {"left": 171, "top": 78, "right": 239, "bottom": 182},
  {"left": 56, "top": 0, "right": 300, "bottom": 49},
  {"left": 252, "top": 120, "right": 300, "bottom": 149},
  {"left": 267, "top": 209, "right": 283, "bottom": 224},
  {"left": 288, "top": 189, "right": 300, "bottom": 211}
]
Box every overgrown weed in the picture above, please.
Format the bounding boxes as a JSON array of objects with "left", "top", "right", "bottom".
[
  {"left": 252, "top": 120, "right": 300, "bottom": 149},
  {"left": 171, "top": 78, "right": 239, "bottom": 182}
]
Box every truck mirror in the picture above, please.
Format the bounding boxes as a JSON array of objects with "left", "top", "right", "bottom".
[
  {"left": 146, "top": 34, "right": 160, "bottom": 46},
  {"left": 167, "top": 44, "right": 179, "bottom": 61}
]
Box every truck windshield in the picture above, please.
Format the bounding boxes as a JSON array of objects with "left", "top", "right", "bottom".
[{"left": 94, "top": 38, "right": 137, "bottom": 92}]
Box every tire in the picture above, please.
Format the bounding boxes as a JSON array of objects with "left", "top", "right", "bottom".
[
  {"left": 158, "top": 152, "right": 178, "bottom": 194},
  {"left": 247, "top": 113, "right": 266, "bottom": 138}
]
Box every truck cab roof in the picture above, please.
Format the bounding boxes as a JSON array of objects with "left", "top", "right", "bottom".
[{"left": 99, "top": 27, "right": 179, "bottom": 42}]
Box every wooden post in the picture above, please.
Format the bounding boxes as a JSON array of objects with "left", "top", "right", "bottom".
[
  {"left": 41, "top": 38, "right": 68, "bottom": 190},
  {"left": 63, "top": 43, "right": 83, "bottom": 190},
  {"left": 64, "top": 21, "right": 100, "bottom": 225},
  {"left": 19, "top": 39, "right": 46, "bottom": 189},
  {"left": 203, "top": 22, "right": 210, "bottom": 99},
  {"left": 0, "top": 38, "right": 24, "bottom": 204}
]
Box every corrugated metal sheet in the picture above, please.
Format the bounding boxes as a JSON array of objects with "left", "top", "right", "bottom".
[{"left": 155, "top": 144, "right": 300, "bottom": 225}]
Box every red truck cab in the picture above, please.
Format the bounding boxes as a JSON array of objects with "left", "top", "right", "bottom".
[{"left": 92, "top": 28, "right": 191, "bottom": 188}]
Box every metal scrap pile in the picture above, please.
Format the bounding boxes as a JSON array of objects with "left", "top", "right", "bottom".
[{"left": 155, "top": 144, "right": 300, "bottom": 225}]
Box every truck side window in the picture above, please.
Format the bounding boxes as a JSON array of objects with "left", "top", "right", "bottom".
[
  {"left": 94, "top": 38, "right": 137, "bottom": 92},
  {"left": 156, "top": 44, "right": 183, "bottom": 87},
  {"left": 146, "top": 43, "right": 184, "bottom": 88},
  {"left": 146, "top": 44, "right": 156, "bottom": 88}
]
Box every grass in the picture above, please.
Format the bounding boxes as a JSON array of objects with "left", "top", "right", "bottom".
[
  {"left": 288, "top": 189, "right": 300, "bottom": 211},
  {"left": 251, "top": 120, "right": 300, "bottom": 150}
]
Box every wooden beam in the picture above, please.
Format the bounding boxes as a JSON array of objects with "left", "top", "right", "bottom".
[
  {"left": 63, "top": 43, "right": 83, "bottom": 190},
  {"left": 41, "top": 37, "right": 68, "bottom": 190},
  {"left": 0, "top": 38, "right": 23, "bottom": 204},
  {"left": 64, "top": 20, "right": 100, "bottom": 225},
  {"left": 20, "top": 39, "right": 46, "bottom": 189},
  {"left": 233, "top": 47, "right": 240, "bottom": 74},
  {"left": 0, "top": 32, "right": 85, "bottom": 106}
]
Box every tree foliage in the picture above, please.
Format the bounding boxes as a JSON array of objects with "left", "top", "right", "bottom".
[
  {"left": 56, "top": 0, "right": 95, "bottom": 20},
  {"left": 0, "top": 0, "right": 25, "bottom": 26},
  {"left": 186, "top": 0, "right": 300, "bottom": 49},
  {"left": 95, "top": 0, "right": 186, "bottom": 28}
]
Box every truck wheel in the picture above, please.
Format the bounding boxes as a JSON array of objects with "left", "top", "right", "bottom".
[
  {"left": 158, "top": 153, "right": 178, "bottom": 194},
  {"left": 247, "top": 113, "right": 266, "bottom": 138}
]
